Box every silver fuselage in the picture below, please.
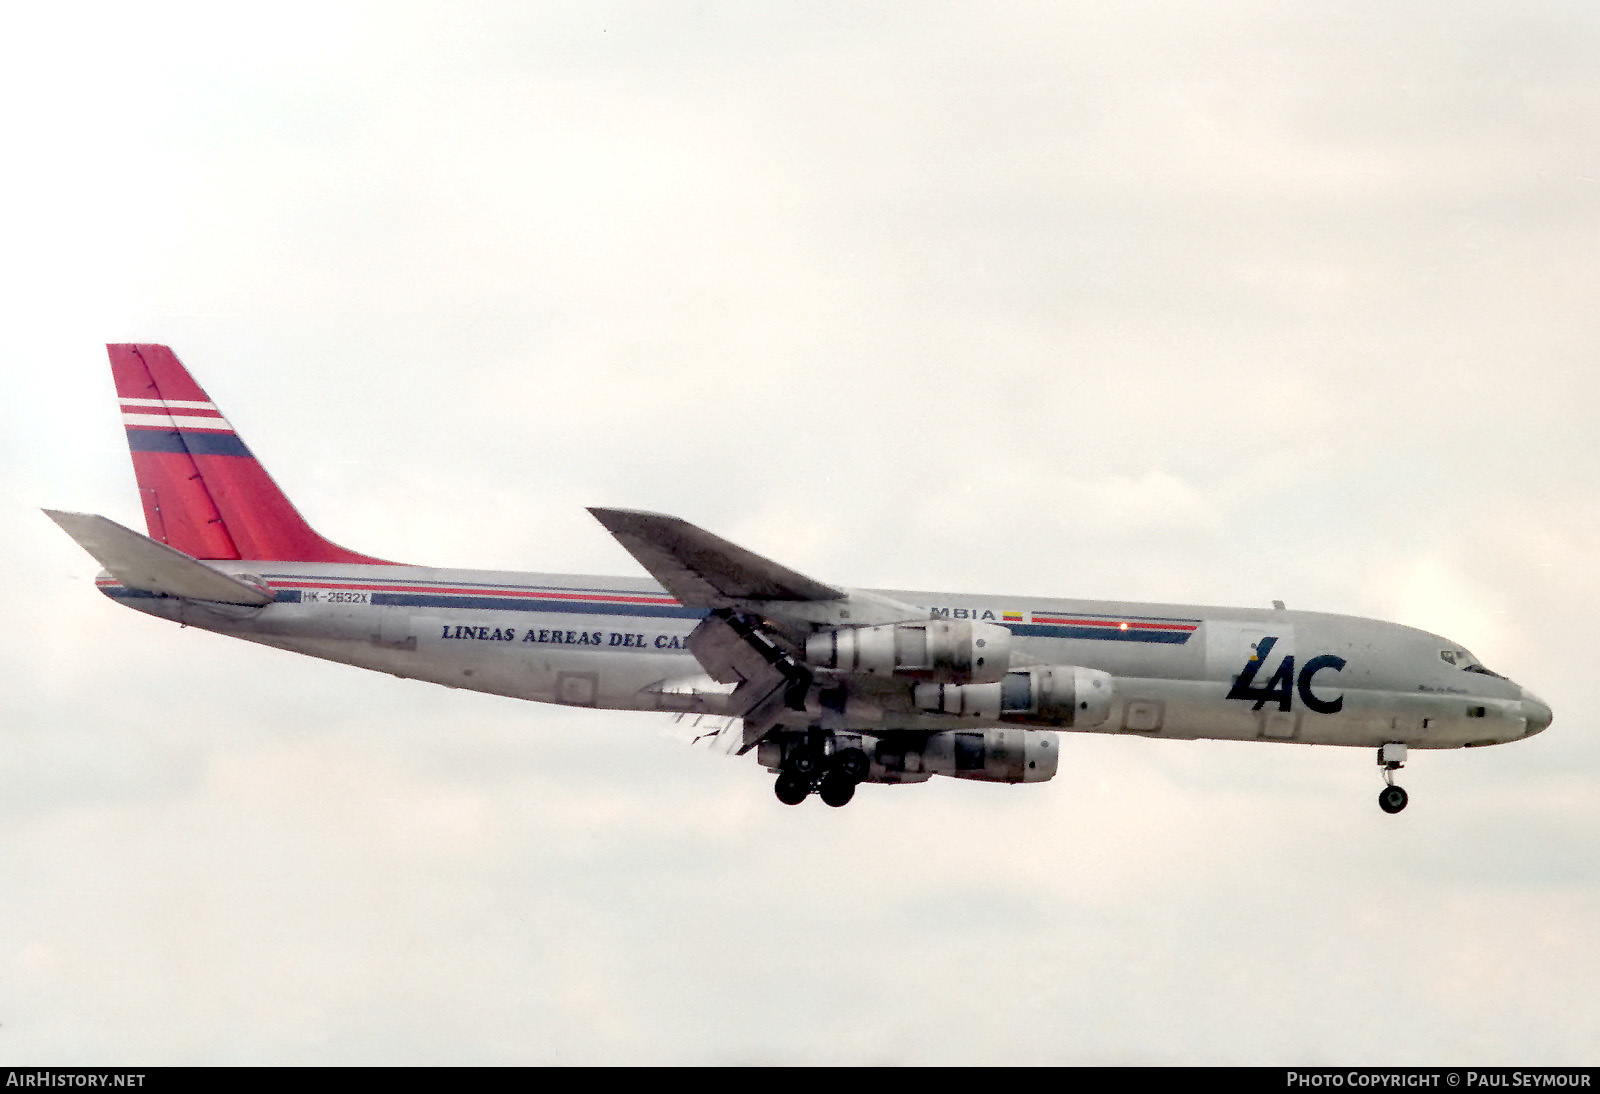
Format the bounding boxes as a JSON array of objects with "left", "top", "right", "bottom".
[{"left": 99, "top": 561, "right": 1548, "bottom": 752}]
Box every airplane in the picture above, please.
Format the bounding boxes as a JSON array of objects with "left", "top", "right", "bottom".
[{"left": 47, "top": 344, "right": 1553, "bottom": 813}]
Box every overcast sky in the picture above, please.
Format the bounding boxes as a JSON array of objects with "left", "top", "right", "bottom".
[{"left": 3, "top": 0, "right": 1598, "bottom": 1064}]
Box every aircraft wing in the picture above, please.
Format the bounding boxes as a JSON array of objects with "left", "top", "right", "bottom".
[
  {"left": 590, "top": 507, "right": 925, "bottom": 747},
  {"left": 588, "top": 507, "right": 926, "bottom": 632},
  {"left": 46, "top": 510, "right": 274, "bottom": 606},
  {"left": 587, "top": 507, "right": 845, "bottom": 607}
]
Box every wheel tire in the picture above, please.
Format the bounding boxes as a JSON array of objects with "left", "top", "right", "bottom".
[
  {"left": 818, "top": 775, "right": 856, "bottom": 808},
  {"left": 774, "top": 773, "right": 811, "bottom": 806},
  {"left": 831, "top": 747, "right": 869, "bottom": 783},
  {"left": 1379, "top": 785, "right": 1409, "bottom": 814}
]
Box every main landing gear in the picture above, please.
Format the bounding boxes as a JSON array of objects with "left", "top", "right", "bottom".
[
  {"left": 1377, "top": 743, "right": 1409, "bottom": 814},
  {"left": 773, "top": 740, "right": 870, "bottom": 808}
]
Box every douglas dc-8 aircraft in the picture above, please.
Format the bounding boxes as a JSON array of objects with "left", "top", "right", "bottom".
[{"left": 49, "top": 345, "right": 1552, "bottom": 813}]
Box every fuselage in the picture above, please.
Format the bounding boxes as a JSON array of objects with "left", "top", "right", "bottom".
[{"left": 96, "top": 560, "right": 1550, "bottom": 752}]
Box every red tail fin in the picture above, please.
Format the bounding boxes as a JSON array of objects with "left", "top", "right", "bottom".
[{"left": 110, "top": 344, "right": 393, "bottom": 564}]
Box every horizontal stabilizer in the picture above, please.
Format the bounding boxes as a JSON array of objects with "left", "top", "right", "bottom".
[
  {"left": 589, "top": 507, "right": 844, "bottom": 608},
  {"left": 45, "top": 510, "right": 274, "bottom": 606}
]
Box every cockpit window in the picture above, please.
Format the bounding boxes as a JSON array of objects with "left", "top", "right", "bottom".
[{"left": 1442, "top": 648, "right": 1505, "bottom": 679}]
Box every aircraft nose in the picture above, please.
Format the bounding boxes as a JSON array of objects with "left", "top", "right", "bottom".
[{"left": 1522, "top": 690, "right": 1554, "bottom": 734}]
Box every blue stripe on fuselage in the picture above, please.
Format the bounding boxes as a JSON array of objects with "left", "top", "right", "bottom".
[{"left": 1007, "top": 623, "right": 1193, "bottom": 644}]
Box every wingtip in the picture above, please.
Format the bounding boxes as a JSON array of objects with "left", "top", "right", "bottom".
[
  {"left": 42, "top": 508, "right": 83, "bottom": 528},
  {"left": 588, "top": 506, "right": 676, "bottom": 529}
]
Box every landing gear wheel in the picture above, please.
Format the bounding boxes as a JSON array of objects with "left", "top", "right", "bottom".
[
  {"left": 1375, "top": 743, "right": 1409, "bottom": 815},
  {"left": 817, "top": 774, "right": 856, "bottom": 808},
  {"left": 789, "top": 749, "right": 821, "bottom": 777},
  {"left": 774, "top": 772, "right": 811, "bottom": 806},
  {"left": 830, "top": 747, "right": 869, "bottom": 783},
  {"left": 1379, "top": 785, "right": 1409, "bottom": 814}
]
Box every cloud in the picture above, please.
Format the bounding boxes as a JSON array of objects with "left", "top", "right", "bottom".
[{"left": 5, "top": 0, "right": 1598, "bottom": 1065}]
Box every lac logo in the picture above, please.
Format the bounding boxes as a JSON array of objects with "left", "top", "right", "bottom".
[{"left": 1226, "top": 636, "right": 1346, "bottom": 714}]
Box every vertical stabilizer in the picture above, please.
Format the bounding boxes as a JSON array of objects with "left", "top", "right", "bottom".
[{"left": 109, "top": 344, "right": 392, "bottom": 564}]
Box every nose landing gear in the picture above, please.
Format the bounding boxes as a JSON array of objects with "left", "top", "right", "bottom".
[{"left": 1377, "top": 743, "right": 1409, "bottom": 814}]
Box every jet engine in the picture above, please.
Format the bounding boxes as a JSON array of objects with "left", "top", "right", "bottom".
[
  {"left": 876, "top": 728, "right": 1058, "bottom": 783},
  {"left": 914, "top": 665, "right": 1114, "bottom": 726},
  {"left": 757, "top": 727, "right": 1059, "bottom": 784},
  {"left": 804, "top": 619, "right": 1011, "bottom": 684}
]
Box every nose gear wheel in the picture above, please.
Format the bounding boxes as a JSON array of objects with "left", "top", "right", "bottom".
[{"left": 1376, "top": 743, "right": 1409, "bottom": 814}]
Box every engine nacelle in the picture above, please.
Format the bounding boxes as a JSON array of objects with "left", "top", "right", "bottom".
[
  {"left": 914, "top": 665, "right": 1114, "bottom": 726},
  {"left": 804, "top": 619, "right": 1011, "bottom": 684},
  {"left": 875, "top": 728, "right": 1058, "bottom": 783},
  {"left": 756, "top": 728, "right": 1057, "bottom": 784}
]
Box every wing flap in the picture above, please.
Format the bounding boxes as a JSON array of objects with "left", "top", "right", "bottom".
[
  {"left": 45, "top": 510, "right": 274, "bottom": 606},
  {"left": 687, "top": 611, "right": 810, "bottom": 750}
]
